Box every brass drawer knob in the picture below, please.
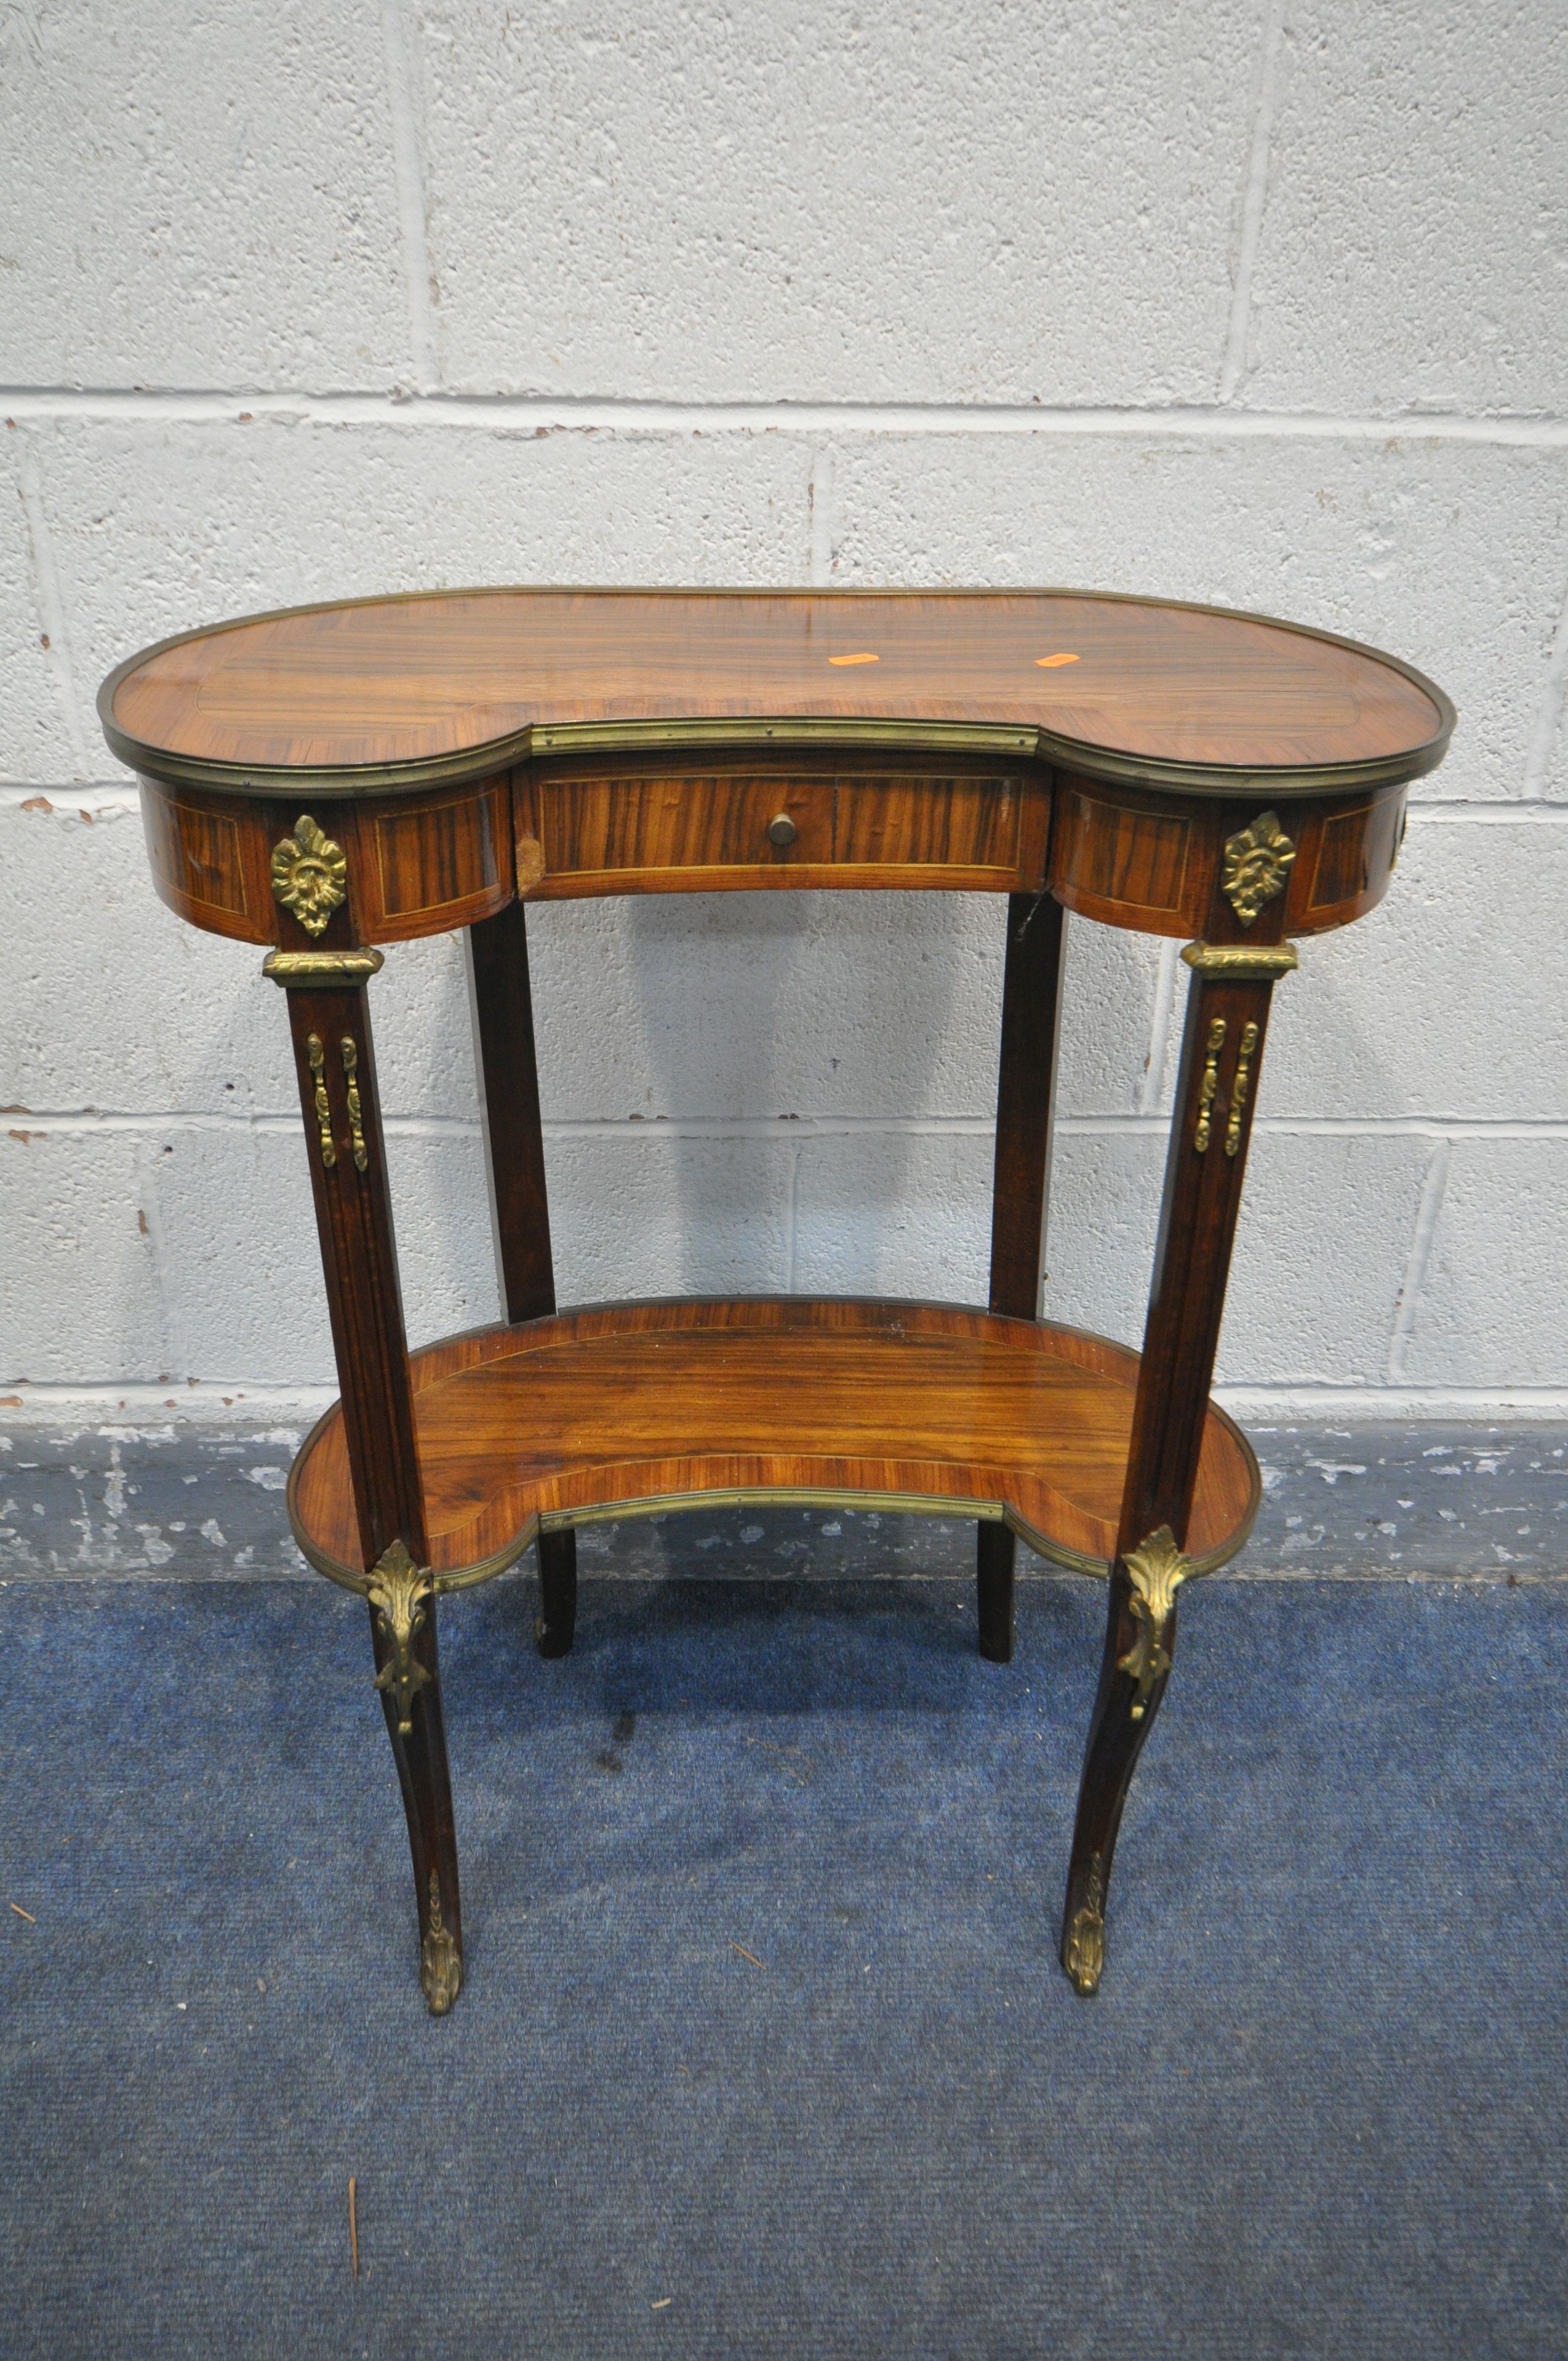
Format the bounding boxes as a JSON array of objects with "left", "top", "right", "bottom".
[{"left": 767, "top": 812, "right": 798, "bottom": 848}]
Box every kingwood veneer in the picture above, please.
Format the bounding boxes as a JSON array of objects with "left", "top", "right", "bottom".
[{"left": 100, "top": 585, "right": 1454, "bottom": 2013}]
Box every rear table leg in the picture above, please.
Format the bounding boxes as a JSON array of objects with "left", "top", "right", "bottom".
[
  {"left": 980, "top": 889, "right": 1066, "bottom": 1659},
  {"left": 535, "top": 1528, "right": 578, "bottom": 1658},
  {"left": 976, "top": 1522, "right": 1016, "bottom": 1664},
  {"left": 467, "top": 900, "right": 577, "bottom": 1661}
]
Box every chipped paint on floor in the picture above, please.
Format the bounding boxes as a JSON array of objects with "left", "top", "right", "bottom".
[{"left": 1, "top": 1421, "right": 1564, "bottom": 1585}]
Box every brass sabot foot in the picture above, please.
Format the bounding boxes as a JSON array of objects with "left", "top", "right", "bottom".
[
  {"left": 1062, "top": 1905, "right": 1105, "bottom": 1997},
  {"left": 421, "top": 1928, "right": 462, "bottom": 2016},
  {"left": 1062, "top": 1851, "right": 1106, "bottom": 1995},
  {"left": 420, "top": 1868, "right": 462, "bottom": 2015}
]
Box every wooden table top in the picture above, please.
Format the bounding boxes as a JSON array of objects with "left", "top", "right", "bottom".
[{"left": 101, "top": 586, "right": 1453, "bottom": 801}]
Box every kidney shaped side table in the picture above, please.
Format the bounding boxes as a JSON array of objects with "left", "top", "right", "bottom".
[{"left": 99, "top": 589, "right": 1453, "bottom": 2012}]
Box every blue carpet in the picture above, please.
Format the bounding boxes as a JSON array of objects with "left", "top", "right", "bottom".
[{"left": 1, "top": 1568, "right": 1565, "bottom": 2359}]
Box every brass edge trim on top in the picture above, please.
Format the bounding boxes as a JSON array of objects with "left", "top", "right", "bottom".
[
  {"left": 113, "top": 734, "right": 537, "bottom": 803},
  {"left": 98, "top": 581, "right": 1456, "bottom": 805},
  {"left": 111, "top": 715, "right": 1444, "bottom": 808},
  {"left": 1038, "top": 733, "right": 1449, "bottom": 802},
  {"left": 110, "top": 718, "right": 1040, "bottom": 800},
  {"left": 263, "top": 948, "right": 385, "bottom": 986},
  {"left": 529, "top": 718, "right": 1039, "bottom": 757}
]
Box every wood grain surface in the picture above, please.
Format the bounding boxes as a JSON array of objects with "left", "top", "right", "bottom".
[
  {"left": 289, "top": 1297, "right": 1260, "bottom": 1581},
  {"left": 105, "top": 587, "right": 1452, "bottom": 796},
  {"left": 518, "top": 755, "right": 1049, "bottom": 899},
  {"left": 1048, "top": 774, "right": 1410, "bottom": 939}
]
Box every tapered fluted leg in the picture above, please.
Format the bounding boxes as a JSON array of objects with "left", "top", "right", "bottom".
[
  {"left": 272, "top": 932, "right": 461, "bottom": 2014},
  {"left": 979, "top": 889, "right": 1067, "bottom": 1658},
  {"left": 1061, "top": 910, "right": 1298, "bottom": 1995}
]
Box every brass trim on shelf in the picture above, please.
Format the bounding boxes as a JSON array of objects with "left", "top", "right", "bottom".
[
  {"left": 1181, "top": 941, "right": 1300, "bottom": 981},
  {"left": 99, "top": 582, "right": 1456, "bottom": 804},
  {"left": 285, "top": 1475, "right": 1260, "bottom": 1597},
  {"left": 537, "top": 1483, "right": 1259, "bottom": 1586},
  {"left": 538, "top": 1484, "right": 1010, "bottom": 1535},
  {"left": 264, "top": 948, "right": 385, "bottom": 986},
  {"left": 1012, "top": 1494, "right": 1257, "bottom": 1584},
  {"left": 284, "top": 1497, "right": 541, "bottom": 1599}
]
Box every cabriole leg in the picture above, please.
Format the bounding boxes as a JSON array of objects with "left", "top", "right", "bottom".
[
  {"left": 270, "top": 940, "right": 462, "bottom": 2014},
  {"left": 980, "top": 889, "right": 1067, "bottom": 1661},
  {"left": 1061, "top": 931, "right": 1298, "bottom": 1995},
  {"left": 466, "top": 900, "right": 579, "bottom": 1659}
]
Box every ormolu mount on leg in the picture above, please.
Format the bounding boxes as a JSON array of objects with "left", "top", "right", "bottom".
[
  {"left": 367, "top": 1541, "right": 434, "bottom": 1736},
  {"left": 1118, "top": 1527, "right": 1194, "bottom": 1722}
]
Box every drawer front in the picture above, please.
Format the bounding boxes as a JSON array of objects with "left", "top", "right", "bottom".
[
  {"left": 833, "top": 774, "right": 1026, "bottom": 877},
  {"left": 536, "top": 773, "right": 833, "bottom": 882},
  {"left": 519, "top": 763, "right": 1049, "bottom": 896}
]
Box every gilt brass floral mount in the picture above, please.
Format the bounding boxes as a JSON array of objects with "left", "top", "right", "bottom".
[
  {"left": 271, "top": 813, "right": 348, "bottom": 937},
  {"left": 1221, "top": 809, "right": 1295, "bottom": 926},
  {"left": 366, "top": 1540, "right": 434, "bottom": 1736},
  {"left": 1118, "top": 1525, "right": 1197, "bottom": 1720}
]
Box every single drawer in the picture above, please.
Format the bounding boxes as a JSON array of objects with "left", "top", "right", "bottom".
[
  {"left": 517, "top": 760, "right": 1049, "bottom": 897},
  {"left": 529, "top": 772, "right": 833, "bottom": 889}
]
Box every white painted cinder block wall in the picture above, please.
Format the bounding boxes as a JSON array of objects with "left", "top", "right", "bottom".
[{"left": 2, "top": 0, "right": 1565, "bottom": 1420}]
